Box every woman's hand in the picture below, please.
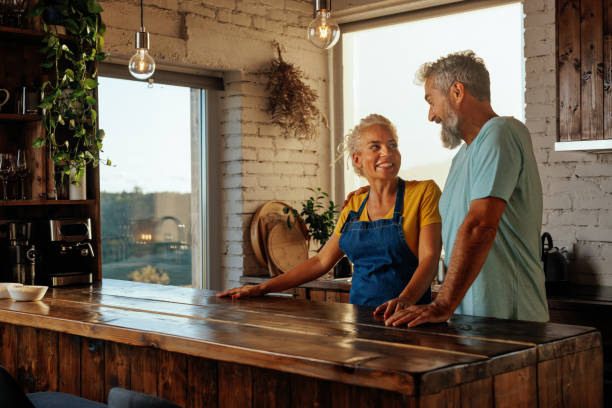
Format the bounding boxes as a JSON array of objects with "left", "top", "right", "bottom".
[
  {"left": 374, "top": 297, "right": 413, "bottom": 319},
  {"left": 216, "top": 285, "right": 265, "bottom": 299},
  {"left": 343, "top": 185, "right": 370, "bottom": 208},
  {"left": 383, "top": 301, "right": 452, "bottom": 327}
]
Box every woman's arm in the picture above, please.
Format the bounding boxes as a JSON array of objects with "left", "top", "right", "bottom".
[
  {"left": 217, "top": 234, "right": 345, "bottom": 299},
  {"left": 374, "top": 222, "right": 442, "bottom": 317}
]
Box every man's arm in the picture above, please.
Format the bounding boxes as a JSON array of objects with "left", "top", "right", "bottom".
[{"left": 384, "top": 196, "right": 506, "bottom": 327}]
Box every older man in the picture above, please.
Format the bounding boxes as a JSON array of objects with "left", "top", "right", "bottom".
[{"left": 385, "top": 50, "right": 549, "bottom": 327}]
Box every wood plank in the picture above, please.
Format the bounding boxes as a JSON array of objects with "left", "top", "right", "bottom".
[
  {"left": 58, "top": 333, "right": 80, "bottom": 395},
  {"left": 538, "top": 346, "right": 603, "bottom": 408},
  {"left": 309, "top": 289, "right": 326, "bottom": 301},
  {"left": 130, "top": 347, "right": 158, "bottom": 396},
  {"left": 105, "top": 341, "right": 130, "bottom": 397},
  {"left": 187, "top": 356, "right": 217, "bottom": 408},
  {"left": 35, "top": 329, "right": 58, "bottom": 392},
  {"left": 330, "top": 382, "right": 382, "bottom": 408},
  {"left": 418, "top": 385, "right": 460, "bottom": 408},
  {"left": 294, "top": 288, "right": 307, "bottom": 300},
  {"left": 339, "top": 292, "right": 350, "bottom": 303},
  {"left": 581, "top": 0, "right": 605, "bottom": 140},
  {"left": 252, "top": 367, "right": 290, "bottom": 408},
  {"left": 289, "top": 374, "right": 331, "bottom": 408},
  {"left": 219, "top": 362, "right": 252, "bottom": 408},
  {"left": 604, "top": 0, "right": 612, "bottom": 139},
  {"left": 17, "top": 326, "right": 38, "bottom": 393},
  {"left": 493, "top": 365, "right": 537, "bottom": 408},
  {"left": 558, "top": 0, "right": 582, "bottom": 141},
  {"left": 81, "top": 337, "right": 105, "bottom": 402},
  {"left": 325, "top": 290, "right": 342, "bottom": 303},
  {"left": 158, "top": 350, "right": 187, "bottom": 406},
  {"left": 0, "top": 322, "right": 18, "bottom": 378},
  {"left": 460, "top": 377, "right": 492, "bottom": 407}
]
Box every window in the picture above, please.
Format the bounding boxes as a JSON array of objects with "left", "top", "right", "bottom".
[
  {"left": 341, "top": 2, "right": 524, "bottom": 193},
  {"left": 98, "top": 77, "right": 205, "bottom": 288}
]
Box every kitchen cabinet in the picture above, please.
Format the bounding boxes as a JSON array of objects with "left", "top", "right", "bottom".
[
  {"left": 556, "top": 0, "right": 612, "bottom": 151},
  {"left": 0, "top": 26, "right": 101, "bottom": 281}
]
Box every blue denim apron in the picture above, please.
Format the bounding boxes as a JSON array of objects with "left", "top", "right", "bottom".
[{"left": 339, "top": 178, "right": 431, "bottom": 306}]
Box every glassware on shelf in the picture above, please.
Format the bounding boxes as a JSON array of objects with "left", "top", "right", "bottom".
[
  {"left": 15, "top": 149, "right": 29, "bottom": 200},
  {"left": 0, "top": 153, "right": 16, "bottom": 200},
  {"left": 12, "top": 0, "right": 26, "bottom": 28}
]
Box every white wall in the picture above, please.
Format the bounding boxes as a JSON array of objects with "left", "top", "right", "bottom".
[{"left": 100, "top": 0, "right": 331, "bottom": 289}]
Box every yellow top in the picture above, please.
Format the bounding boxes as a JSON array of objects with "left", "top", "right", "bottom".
[{"left": 334, "top": 179, "right": 442, "bottom": 255}]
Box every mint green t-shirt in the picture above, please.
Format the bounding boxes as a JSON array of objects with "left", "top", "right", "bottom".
[{"left": 440, "top": 117, "right": 549, "bottom": 322}]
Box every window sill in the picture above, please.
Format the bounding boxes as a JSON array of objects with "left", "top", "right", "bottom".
[{"left": 554, "top": 140, "right": 612, "bottom": 152}]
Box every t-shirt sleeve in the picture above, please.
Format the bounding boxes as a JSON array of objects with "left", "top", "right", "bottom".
[
  {"left": 470, "top": 122, "right": 522, "bottom": 202},
  {"left": 419, "top": 180, "right": 442, "bottom": 227},
  {"left": 333, "top": 202, "right": 354, "bottom": 236}
]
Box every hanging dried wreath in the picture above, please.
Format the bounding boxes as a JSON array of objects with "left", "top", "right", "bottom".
[{"left": 265, "top": 43, "right": 327, "bottom": 139}]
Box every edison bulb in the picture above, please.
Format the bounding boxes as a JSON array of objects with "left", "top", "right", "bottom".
[
  {"left": 129, "top": 49, "right": 156, "bottom": 80},
  {"left": 307, "top": 10, "right": 340, "bottom": 49}
]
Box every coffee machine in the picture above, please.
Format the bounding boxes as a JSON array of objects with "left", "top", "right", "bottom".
[
  {"left": 0, "top": 221, "right": 37, "bottom": 284},
  {"left": 40, "top": 218, "right": 95, "bottom": 286}
]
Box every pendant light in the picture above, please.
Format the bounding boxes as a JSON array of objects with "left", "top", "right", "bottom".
[
  {"left": 128, "top": 0, "right": 156, "bottom": 80},
  {"left": 307, "top": 0, "right": 340, "bottom": 49}
]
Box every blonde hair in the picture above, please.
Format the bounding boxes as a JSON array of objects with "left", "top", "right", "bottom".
[{"left": 337, "top": 114, "right": 398, "bottom": 177}]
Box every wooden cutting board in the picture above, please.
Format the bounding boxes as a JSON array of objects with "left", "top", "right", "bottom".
[
  {"left": 266, "top": 222, "right": 309, "bottom": 275},
  {"left": 250, "top": 201, "right": 307, "bottom": 267}
]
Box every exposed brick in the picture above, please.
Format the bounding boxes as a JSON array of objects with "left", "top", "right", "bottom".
[
  {"left": 576, "top": 227, "right": 612, "bottom": 243},
  {"left": 232, "top": 11, "right": 252, "bottom": 27}
]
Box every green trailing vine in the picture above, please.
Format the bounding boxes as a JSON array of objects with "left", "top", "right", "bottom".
[{"left": 31, "top": 0, "right": 109, "bottom": 183}]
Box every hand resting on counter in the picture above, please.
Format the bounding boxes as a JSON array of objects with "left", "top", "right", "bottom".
[{"left": 217, "top": 284, "right": 266, "bottom": 299}]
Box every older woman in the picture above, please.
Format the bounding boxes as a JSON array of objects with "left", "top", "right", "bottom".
[{"left": 218, "top": 114, "right": 442, "bottom": 317}]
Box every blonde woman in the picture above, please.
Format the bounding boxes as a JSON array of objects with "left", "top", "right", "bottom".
[{"left": 218, "top": 114, "right": 442, "bottom": 318}]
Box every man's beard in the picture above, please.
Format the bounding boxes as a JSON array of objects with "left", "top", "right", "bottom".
[{"left": 440, "top": 101, "right": 463, "bottom": 149}]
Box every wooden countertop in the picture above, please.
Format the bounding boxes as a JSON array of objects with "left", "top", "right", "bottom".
[
  {"left": 0, "top": 279, "right": 600, "bottom": 396},
  {"left": 240, "top": 275, "right": 351, "bottom": 291}
]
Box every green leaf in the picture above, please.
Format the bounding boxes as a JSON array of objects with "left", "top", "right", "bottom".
[
  {"left": 64, "top": 18, "right": 80, "bottom": 33},
  {"left": 64, "top": 69, "right": 75, "bottom": 81},
  {"left": 83, "top": 78, "right": 97, "bottom": 89},
  {"left": 87, "top": 0, "right": 104, "bottom": 14},
  {"left": 105, "top": 159, "right": 111, "bottom": 166},
  {"left": 39, "top": 101, "right": 53, "bottom": 110},
  {"left": 85, "top": 96, "right": 97, "bottom": 106},
  {"left": 40, "top": 61, "right": 54, "bottom": 69},
  {"left": 32, "top": 137, "right": 46, "bottom": 148}
]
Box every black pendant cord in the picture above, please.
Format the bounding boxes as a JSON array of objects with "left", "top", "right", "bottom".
[{"left": 140, "top": 0, "right": 144, "bottom": 29}]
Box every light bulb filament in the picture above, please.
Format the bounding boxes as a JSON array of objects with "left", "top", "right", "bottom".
[{"left": 318, "top": 24, "right": 329, "bottom": 39}]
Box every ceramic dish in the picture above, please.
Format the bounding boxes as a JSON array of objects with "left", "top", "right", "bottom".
[
  {"left": 0, "top": 283, "right": 22, "bottom": 299},
  {"left": 8, "top": 285, "right": 48, "bottom": 301}
]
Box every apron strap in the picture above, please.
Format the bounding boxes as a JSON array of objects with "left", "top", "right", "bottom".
[
  {"left": 356, "top": 191, "right": 369, "bottom": 216},
  {"left": 393, "top": 178, "right": 405, "bottom": 216}
]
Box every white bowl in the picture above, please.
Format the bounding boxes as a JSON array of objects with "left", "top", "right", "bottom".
[
  {"left": 8, "top": 285, "right": 48, "bottom": 302},
  {"left": 0, "top": 283, "right": 22, "bottom": 299}
]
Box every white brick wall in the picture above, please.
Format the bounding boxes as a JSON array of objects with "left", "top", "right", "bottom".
[
  {"left": 100, "top": 0, "right": 331, "bottom": 290},
  {"left": 524, "top": 0, "right": 612, "bottom": 286}
]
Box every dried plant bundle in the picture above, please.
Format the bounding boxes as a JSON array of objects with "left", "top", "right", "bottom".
[{"left": 265, "top": 44, "right": 327, "bottom": 139}]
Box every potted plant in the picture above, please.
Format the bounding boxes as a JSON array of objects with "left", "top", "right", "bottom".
[
  {"left": 285, "top": 188, "right": 352, "bottom": 278},
  {"left": 30, "top": 0, "right": 108, "bottom": 195}
]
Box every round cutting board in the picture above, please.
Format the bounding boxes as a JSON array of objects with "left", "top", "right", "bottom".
[
  {"left": 266, "top": 222, "right": 309, "bottom": 274},
  {"left": 250, "top": 201, "right": 307, "bottom": 267}
]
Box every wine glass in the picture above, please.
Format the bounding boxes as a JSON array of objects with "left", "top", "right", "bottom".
[
  {"left": 12, "top": 0, "right": 27, "bottom": 27},
  {"left": 15, "top": 149, "right": 29, "bottom": 200},
  {"left": 0, "top": 153, "right": 15, "bottom": 200}
]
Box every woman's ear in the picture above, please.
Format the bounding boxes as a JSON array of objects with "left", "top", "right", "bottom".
[{"left": 352, "top": 152, "right": 362, "bottom": 169}]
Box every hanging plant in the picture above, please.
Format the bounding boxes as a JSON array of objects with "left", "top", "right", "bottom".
[
  {"left": 30, "top": 0, "right": 109, "bottom": 184},
  {"left": 265, "top": 43, "right": 327, "bottom": 139}
]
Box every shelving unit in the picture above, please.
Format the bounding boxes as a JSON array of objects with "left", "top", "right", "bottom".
[{"left": 0, "top": 25, "right": 101, "bottom": 281}]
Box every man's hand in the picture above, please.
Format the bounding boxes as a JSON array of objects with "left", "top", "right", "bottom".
[
  {"left": 216, "top": 285, "right": 265, "bottom": 299},
  {"left": 374, "top": 297, "right": 413, "bottom": 319},
  {"left": 383, "top": 301, "right": 452, "bottom": 327},
  {"left": 343, "top": 185, "right": 370, "bottom": 208}
]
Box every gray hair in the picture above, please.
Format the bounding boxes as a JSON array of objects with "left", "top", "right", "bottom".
[
  {"left": 339, "top": 114, "right": 398, "bottom": 177},
  {"left": 415, "top": 50, "right": 491, "bottom": 102}
]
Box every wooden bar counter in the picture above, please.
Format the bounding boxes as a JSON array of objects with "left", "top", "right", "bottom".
[{"left": 0, "top": 280, "right": 603, "bottom": 407}]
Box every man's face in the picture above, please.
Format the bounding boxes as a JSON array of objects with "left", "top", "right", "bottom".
[{"left": 424, "top": 77, "right": 463, "bottom": 149}]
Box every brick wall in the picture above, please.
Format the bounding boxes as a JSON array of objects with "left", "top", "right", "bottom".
[
  {"left": 524, "top": 0, "right": 612, "bottom": 286},
  {"left": 99, "top": 0, "right": 331, "bottom": 289}
]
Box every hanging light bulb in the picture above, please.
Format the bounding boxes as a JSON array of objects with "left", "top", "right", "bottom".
[
  {"left": 128, "top": 0, "right": 155, "bottom": 80},
  {"left": 307, "top": 0, "right": 340, "bottom": 49}
]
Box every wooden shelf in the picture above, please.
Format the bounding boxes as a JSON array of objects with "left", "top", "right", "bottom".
[
  {"left": 0, "top": 113, "right": 42, "bottom": 122},
  {"left": 0, "top": 199, "right": 95, "bottom": 206},
  {"left": 0, "top": 26, "right": 72, "bottom": 42}
]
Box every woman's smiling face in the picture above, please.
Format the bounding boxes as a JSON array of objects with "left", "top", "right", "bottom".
[{"left": 353, "top": 124, "right": 401, "bottom": 181}]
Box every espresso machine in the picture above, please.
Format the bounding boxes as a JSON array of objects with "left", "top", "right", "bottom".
[
  {"left": 0, "top": 221, "right": 37, "bottom": 284},
  {"left": 40, "top": 218, "right": 95, "bottom": 286}
]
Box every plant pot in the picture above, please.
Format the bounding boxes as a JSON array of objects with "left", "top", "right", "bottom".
[{"left": 68, "top": 168, "right": 86, "bottom": 200}]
